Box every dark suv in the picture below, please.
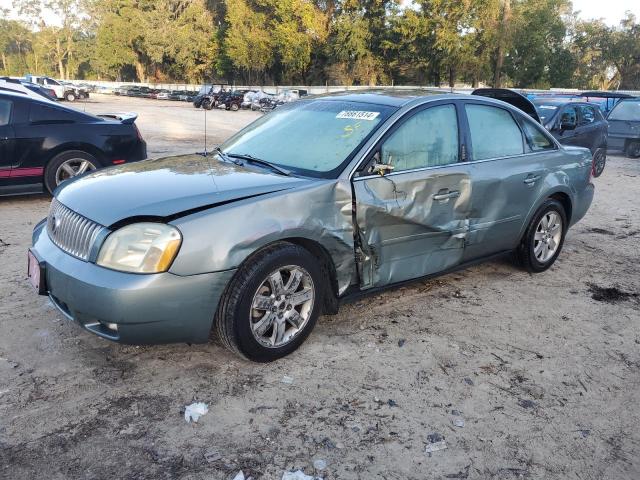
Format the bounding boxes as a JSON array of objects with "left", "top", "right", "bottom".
[{"left": 606, "top": 98, "right": 640, "bottom": 158}]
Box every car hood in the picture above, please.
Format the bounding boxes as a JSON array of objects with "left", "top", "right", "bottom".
[{"left": 55, "top": 154, "right": 313, "bottom": 226}]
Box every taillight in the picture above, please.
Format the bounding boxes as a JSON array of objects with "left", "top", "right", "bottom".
[{"left": 112, "top": 159, "right": 126, "bottom": 165}]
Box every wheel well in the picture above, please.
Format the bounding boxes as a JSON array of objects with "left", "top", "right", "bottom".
[
  {"left": 550, "top": 192, "right": 572, "bottom": 223},
  {"left": 281, "top": 237, "right": 340, "bottom": 315},
  {"left": 44, "top": 144, "right": 107, "bottom": 169}
]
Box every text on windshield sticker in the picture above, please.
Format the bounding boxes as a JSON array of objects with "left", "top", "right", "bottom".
[{"left": 336, "top": 111, "right": 380, "bottom": 121}]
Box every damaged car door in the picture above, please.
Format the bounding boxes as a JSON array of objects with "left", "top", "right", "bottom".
[{"left": 352, "top": 102, "right": 471, "bottom": 288}]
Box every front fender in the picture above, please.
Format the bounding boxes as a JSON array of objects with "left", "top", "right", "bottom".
[{"left": 169, "top": 180, "right": 357, "bottom": 295}]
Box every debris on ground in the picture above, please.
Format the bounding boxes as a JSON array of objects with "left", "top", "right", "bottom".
[
  {"left": 425, "top": 433, "right": 448, "bottom": 454},
  {"left": 398, "top": 338, "right": 406, "bottom": 347},
  {"left": 451, "top": 417, "right": 465, "bottom": 428},
  {"left": 232, "top": 471, "right": 245, "bottom": 480},
  {"left": 313, "top": 458, "right": 327, "bottom": 471},
  {"left": 281, "top": 375, "right": 294, "bottom": 385},
  {"left": 517, "top": 398, "right": 537, "bottom": 409},
  {"left": 387, "top": 399, "right": 398, "bottom": 407},
  {"left": 204, "top": 448, "right": 222, "bottom": 463},
  {"left": 463, "top": 377, "right": 474, "bottom": 386},
  {"left": 282, "top": 470, "right": 320, "bottom": 480},
  {"left": 184, "top": 402, "right": 209, "bottom": 423}
]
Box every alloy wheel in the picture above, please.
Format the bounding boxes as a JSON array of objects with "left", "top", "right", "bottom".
[
  {"left": 55, "top": 158, "right": 97, "bottom": 186},
  {"left": 249, "top": 265, "right": 315, "bottom": 348},
  {"left": 533, "top": 210, "right": 563, "bottom": 263},
  {"left": 593, "top": 150, "right": 606, "bottom": 177}
]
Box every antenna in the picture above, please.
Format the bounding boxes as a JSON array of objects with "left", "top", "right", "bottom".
[{"left": 204, "top": 103, "right": 208, "bottom": 156}]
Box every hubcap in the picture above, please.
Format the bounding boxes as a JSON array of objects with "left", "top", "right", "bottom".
[
  {"left": 533, "top": 210, "right": 563, "bottom": 263},
  {"left": 55, "top": 158, "right": 96, "bottom": 185},
  {"left": 250, "top": 265, "right": 315, "bottom": 348}
]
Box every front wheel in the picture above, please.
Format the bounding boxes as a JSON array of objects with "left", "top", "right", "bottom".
[
  {"left": 627, "top": 141, "right": 640, "bottom": 159},
  {"left": 215, "top": 242, "right": 323, "bottom": 362},
  {"left": 64, "top": 91, "right": 76, "bottom": 102},
  {"left": 230, "top": 103, "right": 239, "bottom": 112},
  {"left": 592, "top": 148, "right": 606, "bottom": 177},
  {"left": 516, "top": 199, "right": 567, "bottom": 273}
]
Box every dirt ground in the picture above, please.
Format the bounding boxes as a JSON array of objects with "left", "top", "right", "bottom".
[{"left": 1, "top": 95, "right": 639, "bottom": 480}]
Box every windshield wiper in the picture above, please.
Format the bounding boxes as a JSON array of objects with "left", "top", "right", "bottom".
[
  {"left": 215, "top": 147, "right": 242, "bottom": 166},
  {"left": 226, "top": 152, "right": 291, "bottom": 176}
]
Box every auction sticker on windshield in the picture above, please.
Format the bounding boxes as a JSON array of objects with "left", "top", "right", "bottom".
[{"left": 336, "top": 111, "right": 380, "bottom": 121}]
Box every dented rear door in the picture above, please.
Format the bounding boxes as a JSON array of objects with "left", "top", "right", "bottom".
[{"left": 352, "top": 102, "right": 471, "bottom": 289}]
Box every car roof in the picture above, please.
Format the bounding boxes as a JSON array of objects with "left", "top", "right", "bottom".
[
  {"left": 312, "top": 89, "right": 449, "bottom": 107},
  {"left": 532, "top": 98, "right": 601, "bottom": 108}
]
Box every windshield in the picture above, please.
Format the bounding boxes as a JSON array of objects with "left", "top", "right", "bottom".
[
  {"left": 220, "top": 100, "right": 395, "bottom": 178},
  {"left": 608, "top": 100, "right": 640, "bottom": 121},
  {"left": 534, "top": 103, "right": 560, "bottom": 122}
]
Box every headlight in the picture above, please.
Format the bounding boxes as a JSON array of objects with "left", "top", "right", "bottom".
[{"left": 97, "top": 223, "right": 182, "bottom": 273}]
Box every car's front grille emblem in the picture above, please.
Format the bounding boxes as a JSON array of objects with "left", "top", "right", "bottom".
[{"left": 46, "top": 199, "right": 105, "bottom": 261}]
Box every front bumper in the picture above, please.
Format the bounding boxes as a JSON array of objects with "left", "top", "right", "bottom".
[{"left": 32, "top": 222, "right": 235, "bottom": 345}]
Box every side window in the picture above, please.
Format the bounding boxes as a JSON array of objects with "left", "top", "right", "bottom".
[
  {"left": 0, "top": 99, "right": 12, "bottom": 126},
  {"left": 578, "top": 105, "right": 596, "bottom": 125},
  {"left": 380, "top": 104, "right": 458, "bottom": 172},
  {"left": 520, "top": 117, "right": 555, "bottom": 151},
  {"left": 29, "top": 104, "right": 78, "bottom": 124},
  {"left": 465, "top": 104, "right": 524, "bottom": 160},
  {"left": 560, "top": 106, "right": 578, "bottom": 127}
]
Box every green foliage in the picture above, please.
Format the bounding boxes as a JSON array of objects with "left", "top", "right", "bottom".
[{"left": 0, "top": 0, "right": 639, "bottom": 89}]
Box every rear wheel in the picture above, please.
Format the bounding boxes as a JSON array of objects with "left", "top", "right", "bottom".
[
  {"left": 215, "top": 242, "right": 323, "bottom": 362},
  {"left": 592, "top": 148, "right": 606, "bottom": 177},
  {"left": 626, "top": 141, "right": 640, "bottom": 158},
  {"left": 44, "top": 150, "right": 98, "bottom": 194},
  {"left": 516, "top": 199, "right": 567, "bottom": 273}
]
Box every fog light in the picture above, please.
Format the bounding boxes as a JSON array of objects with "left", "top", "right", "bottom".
[{"left": 105, "top": 323, "right": 118, "bottom": 331}]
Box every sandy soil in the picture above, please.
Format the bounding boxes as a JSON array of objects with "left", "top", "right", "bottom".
[{"left": 0, "top": 95, "right": 639, "bottom": 480}]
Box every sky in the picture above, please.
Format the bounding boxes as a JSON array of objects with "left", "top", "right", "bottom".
[{"left": 1, "top": 0, "right": 639, "bottom": 27}]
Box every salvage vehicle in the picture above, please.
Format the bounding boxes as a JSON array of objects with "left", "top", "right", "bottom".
[
  {"left": 473, "top": 89, "right": 608, "bottom": 177},
  {"left": 605, "top": 98, "right": 640, "bottom": 158},
  {"left": 24, "top": 74, "right": 78, "bottom": 101},
  {"left": 0, "top": 91, "right": 146, "bottom": 196},
  {"left": 28, "top": 91, "right": 594, "bottom": 362},
  {"left": 219, "top": 90, "right": 252, "bottom": 111}
]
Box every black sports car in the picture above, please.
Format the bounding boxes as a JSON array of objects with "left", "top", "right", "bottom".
[{"left": 0, "top": 91, "right": 147, "bottom": 196}]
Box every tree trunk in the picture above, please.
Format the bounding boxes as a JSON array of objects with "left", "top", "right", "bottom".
[
  {"left": 1, "top": 53, "right": 6, "bottom": 72},
  {"left": 449, "top": 65, "right": 456, "bottom": 88},
  {"left": 493, "top": 0, "right": 511, "bottom": 88},
  {"left": 134, "top": 59, "right": 146, "bottom": 83},
  {"left": 56, "top": 38, "right": 65, "bottom": 79}
]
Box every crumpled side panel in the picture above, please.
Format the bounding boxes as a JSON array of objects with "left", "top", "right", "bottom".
[
  {"left": 354, "top": 168, "right": 471, "bottom": 288},
  {"left": 170, "top": 180, "right": 356, "bottom": 295}
]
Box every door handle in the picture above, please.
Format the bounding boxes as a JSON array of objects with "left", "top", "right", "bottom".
[
  {"left": 523, "top": 175, "right": 541, "bottom": 185},
  {"left": 433, "top": 190, "right": 460, "bottom": 201}
]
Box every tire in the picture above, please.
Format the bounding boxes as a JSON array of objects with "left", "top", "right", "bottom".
[
  {"left": 592, "top": 148, "right": 606, "bottom": 177},
  {"left": 516, "top": 199, "right": 567, "bottom": 273},
  {"left": 626, "top": 141, "right": 640, "bottom": 159},
  {"left": 64, "top": 91, "right": 76, "bottom": 102},
  {"left": 202, "top": 99, "right": 212, "bottom": 110},
  {"left": 215, "top": 242, "right": 324, "bottom": 362},
  {"left": 44, "top": 150, "right": 99, "bottom": 194},
  {"left": 230, "top": 103, "right": 239, "bottom": 112}
]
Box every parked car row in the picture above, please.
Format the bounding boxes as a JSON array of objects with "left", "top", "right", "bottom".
[
  {"left": 114, "top": 85, "right": 199, "bottom": 101},
  {"left": 193, "top": 85, "right": 308, "bottom": 112}
]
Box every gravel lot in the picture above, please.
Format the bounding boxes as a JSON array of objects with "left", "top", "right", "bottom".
[{"left": 1, "top": 95, "right": 639, "bottom": 480}]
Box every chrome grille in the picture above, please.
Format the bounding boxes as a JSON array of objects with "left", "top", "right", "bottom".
[{"left": 47, "top": 199, "right": 105, "bottom": 261}]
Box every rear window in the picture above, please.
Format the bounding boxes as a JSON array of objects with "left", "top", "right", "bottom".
[
  {"left": 534, "top": 103, "right": 559, "bottom": 122},
  {"left": 465, "top": 104, "right": 524, "bottom": 160},
  {"left": 608, "top": 101, "right": 640, "bottom": 121}
]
